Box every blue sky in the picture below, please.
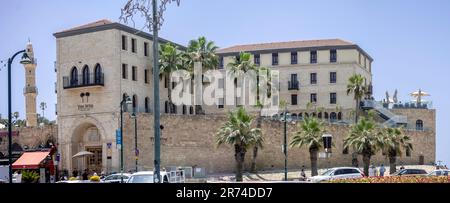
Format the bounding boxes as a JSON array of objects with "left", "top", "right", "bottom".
[{"left": 0, "top": 0, "right": 449, "bottom": 164}]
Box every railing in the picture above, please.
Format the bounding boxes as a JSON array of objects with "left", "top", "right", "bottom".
[
  {"left": 23, "top": 86, "right": 38, "bottom": 94},
  {"left": 63, "top": 73, "right": 104, "bottom": 89},
  {"left": 361, "top": 100, "right": 407, "bottom": 126},
  {"left": 392, "top": 101, "right": 433, "bottom": 109},
  {"left": 288, "top": 81, "right": 299, "bottom": 90}
]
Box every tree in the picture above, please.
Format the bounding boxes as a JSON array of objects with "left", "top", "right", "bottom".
[
  {"left": 346, "top": 74, "right": 367, "bottom": 123},
  {"left": 159, "top": 42, "right": 184, "bottom": 114},
  {"left": 290, "top": 116, "right": 326, "bottom": 176},
  {"left": 184, "top": 36, "right": 219, "bottom": 114},
  {"left": 215, "top": 107, "right": 263, "bottom": 182},
  {"left": 344, "top": 116, "right": 383, "bottom": 176},
  {"left": 380, "top": 127, "right": 413, "bottom": 174}
]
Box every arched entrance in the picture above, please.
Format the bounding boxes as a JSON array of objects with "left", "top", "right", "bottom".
[{"left": 71, "top": 122, "right": 104, "bottom": 175}]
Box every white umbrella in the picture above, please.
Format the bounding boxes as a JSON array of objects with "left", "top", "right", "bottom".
[
  {"left": 72, "top": 151, "right": 94, "bottom": 158},
  {"left": 410, "top": 89, "right": 430, "bottom": 104}
]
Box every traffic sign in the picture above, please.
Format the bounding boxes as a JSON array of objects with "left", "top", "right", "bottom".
[{"left": 116, "top": 129, "right": 122, "bottom": 145}]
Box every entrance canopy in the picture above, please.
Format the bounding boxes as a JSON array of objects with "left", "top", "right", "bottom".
[{"left": 12, "top": 151, "right": 50, "bottom": 169}]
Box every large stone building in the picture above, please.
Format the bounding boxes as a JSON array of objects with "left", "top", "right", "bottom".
[{"left": 53, "top": 20, "right": 436, "bottom": 174}]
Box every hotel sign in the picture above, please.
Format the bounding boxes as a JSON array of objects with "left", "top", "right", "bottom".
[{"left": 78, "top": 104, "right": 93, "bottom": 111}]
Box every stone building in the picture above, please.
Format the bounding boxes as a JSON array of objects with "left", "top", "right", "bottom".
[{"left": 53, "top": 19, "right": 436, "bottom": 175}]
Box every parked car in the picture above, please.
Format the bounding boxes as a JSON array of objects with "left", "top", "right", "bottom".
[
  {"left": 308, "top": 167, "right": 364, "bottom": 183},
  {"left": 127, "top": 170, "right": 185, "bottom": 183},
  {"left": 427, "top": 169, "right": 450, "bottom": 176},
  {"left": 101, "top": 173, "right": 131, "bottom": 183},
  {"left": 391, "top": 169, "right": 428, "bottom": 176},
  {"left": 127, "top": 171, "right": 155, "bottom": 183}
]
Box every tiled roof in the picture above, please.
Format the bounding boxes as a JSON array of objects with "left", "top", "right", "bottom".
[
  {"left": 217, "top": 39, "right": 355, "bottom": 54},
  {"left": 56, "top": 19, "right": 113, "bottom": 34}
]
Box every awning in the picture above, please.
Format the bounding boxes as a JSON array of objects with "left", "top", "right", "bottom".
[{"left": 12, "top": 151, "right": 50, "bottom": 169}]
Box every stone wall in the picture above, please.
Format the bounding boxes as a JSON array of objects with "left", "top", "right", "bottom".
[
  {"left": 0, "top": 125, "right": 58, "bottom": 156},
  {"left": 120, "top": 113, "right": 435, "bottom": 174}
]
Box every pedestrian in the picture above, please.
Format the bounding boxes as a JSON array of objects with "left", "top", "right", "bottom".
[
  {"left": 300, "top": 165, "right": 306, "bottom": 181},
  {"left": 82, "top": 169, "right": 89, "bottom": 180},
  {"left": 72, "top": 168, "right": 78, "bottom": 178},
  {"left": 379, "top": 164, "right": 386, "bottom": 177},
  {"left": 400, "top": 165, "right": 405, "bottom": 170},
  {"left": 369, "top": 165, "right": 376, "bottom": 177}
]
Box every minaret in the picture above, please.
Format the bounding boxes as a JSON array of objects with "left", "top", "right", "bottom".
[{"left": 23, "top": 41, "right": 38, "bottom": 127}]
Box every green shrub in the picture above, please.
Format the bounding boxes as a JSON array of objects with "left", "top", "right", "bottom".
[{"left": 21, "top": 170, "right": 40, "bottom": 183}]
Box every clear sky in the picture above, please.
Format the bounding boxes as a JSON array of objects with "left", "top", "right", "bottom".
[{"left": 0, "top": 0, "right": 449, "bottom": 165}]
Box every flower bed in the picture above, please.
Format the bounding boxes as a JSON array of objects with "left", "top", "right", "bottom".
[{"left": 327, "top": 176, "right": 450, "bottom": 183}]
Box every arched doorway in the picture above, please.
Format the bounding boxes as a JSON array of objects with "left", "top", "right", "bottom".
[{"left": 71, "top": 122, "right": 104, "bottom": 175}]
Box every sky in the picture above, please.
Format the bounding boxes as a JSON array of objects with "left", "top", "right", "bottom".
[{"left": 0, "top": 0, "right": 449, "bottom": 165}]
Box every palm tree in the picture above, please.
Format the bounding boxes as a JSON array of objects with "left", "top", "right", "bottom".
[
  {"left": 215, "top": 107, "right": 263, "bottom": 182},
  {"left": 159, "top": 43, "right": 184, "bottom": 114},
  {"left": 185, "top": 36, "right": 219, "bottom": 114},
  {"left": 344, "top": 116, "right": 383, "bottom": 176},
  {"left": 346, "top": 74, "right": 367, "bottom": 123},
  {"left": 380, "top": 127, "right": 413, "bottom": 174},
  {"left": 290, "top": 116, "right": 326, "bottom": 176}
]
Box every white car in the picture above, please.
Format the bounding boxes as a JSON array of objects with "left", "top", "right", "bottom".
[
  {"left": 101, "top": 173, "right": 132, "bottom": 183},
  {"left": 308, "top": 167, "right": 364, "bottom": 183},
  {"left": 127, "top": 170, "right": 185, "bottom": 183},
  {"left": 127, "top": 171, "right": 155, "bottom": 183}
]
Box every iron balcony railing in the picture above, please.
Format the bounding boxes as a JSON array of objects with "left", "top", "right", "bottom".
[
  {"left": 288, "top": 81, "right": 299, "bottom": 90},
  {"left": 63, "top": 73, "right": 104, "bottom": 89}
]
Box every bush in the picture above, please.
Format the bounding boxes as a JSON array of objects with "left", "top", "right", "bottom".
[
  {"left": 21, "top": 170, "right": 40, "bottom": 183},
  {"left": 90, "top": 175, "right": 100, "bottom": 182},
  {"left": 326, "top": 176, "right": 450, "bottom": 183}
]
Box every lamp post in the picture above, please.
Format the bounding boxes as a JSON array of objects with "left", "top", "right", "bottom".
[
  {"left": 279, "top": 107, "right": 292, "bottom": 181},
  {"left": 6, "top": 50, "right": 32, "bottom": 183},
  {"left": 131, "top": 112, "right": 138, "bottom": 172},
  {"left": 120, "top": 96, "right": 132, "bottom": 183}
]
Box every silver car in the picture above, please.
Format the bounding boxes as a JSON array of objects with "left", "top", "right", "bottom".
[
  {"left": 101, "top": 173, "right": 132, "bottom": 183},
  {"left": 428, "top": 169, "right": 450, "bottom": 176},
  {"left": 308, "top": 167, "right": 364, "bottom": 183}
]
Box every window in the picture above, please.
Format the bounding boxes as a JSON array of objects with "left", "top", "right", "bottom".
[
  {"left": 338, "top": 112, "right": 342, "bottom": 120},
  {"left": 182, "top": 105, "right": 187, "bottom": 115},
  {"left": 132, "top": 66, "right": 137, "bottom": 81},
  {"left": 416, "top": 120, "right": 424, "bottom": 131},
  {"left": 189, "top": 106, "right": 194, "bottom": 115},
  {"left": 330, "top": 93, "right": 337, "bottom": 104},
  {"left": 272, "top": 53, "right": 278, "bottom": 65},
  {"left": 164, "top": 101, "right": 169, "bottom": 114},
  {"left": 310, "top": 73, "right": 317, "bottom": 84},
  {"left": 144, "top": 42, "right": 149, "bottom": 56},
  {"left": 132, "top": 95, "right": 138, "bottom": 112},
  {"left": 291, "top": 94, "right": 298, "bottom": 105},
  {"left": 122, "top": 35, "right": 127, "bottom": 50},
  {"left": 343, "top": 147, "right": 349, "bottom": 155},
  {"left": 94, "top": 64, "right": 102, "bottom": 84},
  {"left": 218, "top": 98, "right": 224, "bottom": 109},
  {"left": 330, "top": 72, "right": 337, "bottom": 84},
  {"left": 406, "top": 148, "right": 411, "bottom": 157},
  {"left": 144, "top": 69, "right": 149, "bottom": 84},
  {"left": 131, "top": 38, "right": 137, "bottom": 53},
  {"left": 122, "top": 64, "right": 128, "bottom": 79},
  {"left": 219, "top": 57, "right": 224, "bottom": 69},
  {"left": 291, "top": 52, "right": 298, "bottom": 64},
  {"left": 324, "top": 112, "right": 329, "bottom": 119},
  {"left": 330, "top": 49, "right": 337, "bottom": 63},
  {"left": 82, "top": 65, "right": 90, "bottom": 85},
  {"left": 70, "top": 67, "right": 78, "bottom": 85},
  {"left": 254, "top": 54, "right": 260, "bottom": 66},
  {"left": 218, "top": 78, "right": 224, "bottom": 89},
  {"left": 310, "top": 93, "right": 317, "bottom": 103},
  {"left": 164, "top": 76, "right": 168, "bottom": 88},
  {"left": 145, "top": 97, "right": 150, "bottom": 113},
  {"left": 310, "top": 51, "right": 317, "bottom": 64},
  {"left": 330, "top": 112, "right": 337, "bottom": 121}
]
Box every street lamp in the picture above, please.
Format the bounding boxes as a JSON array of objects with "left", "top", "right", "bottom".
[
  {"left": 6, "top": 50, "right": 31, "bottom": 183},
  {"left": 131, "top": 112, "right": 138, "bottom": 172},
  {"left": 279, "top": 107, "right": 292, "bottom": 181},
  {"left": 120, "top": 96, "right": 132, "bottom": 183}
]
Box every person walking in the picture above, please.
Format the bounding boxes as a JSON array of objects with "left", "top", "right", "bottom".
[
  {"left": 299, "top": 166, "right": 306, "bottom": 181},
  {"left": 82, "top": 169, "right": 89, "bottom": 180},
  {"left": 369, "top": 165, "right": 376, "bottom": 177},
  {"left": 379, "top": 164, "right": 386, "bottom": 177}
]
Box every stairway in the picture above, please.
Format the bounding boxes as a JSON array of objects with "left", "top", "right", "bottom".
[{"left": 361, "top": 100, "right": 407, "bottom": 127}]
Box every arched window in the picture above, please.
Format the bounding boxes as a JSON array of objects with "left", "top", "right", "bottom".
[
  {"left": 291, "top": 113, "right": 297, "bottom": 120},
  {"left": 82, "top": 65, "right": 90, "bottom": 85},
  {"left": 189, "top": 106, "right": 194, "bottom": 115},
  {"left": 298, "top": 113, "right": 303, "bottom": 119},
  {"left": 416, "top": 120, "right": 424, "bottom": 131},
  {"left": 312, "top": 112, "right": 316, "bottom": 118},
  {"left": 330, "top": 112, "right": 337, "bottom": 121},
  {"left": 172, "top": 104, "right": 177, "bottom": 114},
  {"left": 122, "top": 93, "right": 129, "bottom": 112},
  {"left": 182, "top": 105, "right": 187, "bottom": 115},
  {"left": 165, "top": 101, "right": 169, "bottom": 114},
  {"left": 305, "top": 113, "right": 309, "bottom": 118},
  {"left": 338, "top": 112, "right": 342, "bottom": 120},
  {"left": 324, "top": 112, "right": 329, "bottom": 119},
  {"left": 94, "top": 64, "right": 102, "bottom": 84},
  {"left": 145, "top": 97, "right": 150, "bottom": 113},
  {"left": 318, "top": 112, "right": 322, "bottom": 119},
  {"left": 132, "top": 95, "right": 138, "bottom": 113},
  {"left": 71, "top": 67, "right": 78, "bottom": 86}
]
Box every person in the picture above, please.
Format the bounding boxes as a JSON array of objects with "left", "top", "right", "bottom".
[
  {"left": 300, "top": 166, "right": 306, "bottom": 181},
  {"left": 369, "top": 165, "right": 375, "bottom": 177},
  {"left": 72, "top": 169, "right": 78, "bottom": 178},
  {"left": 400, "top": 165, "right": 405, "bottom": 170},
  {"left": 379, "top": 164, "right": 386, "bottom": 177},
  {"left": 82, "top": 169, "right": 89, "bottom": 180}
]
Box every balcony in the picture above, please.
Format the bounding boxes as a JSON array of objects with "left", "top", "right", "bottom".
[
  {"left": 63, "top": 73, "right": 104, "bottom": 89},
  {"left": 288, "top": 81, "right": 299, "bottom": 90},
  {"left": 23, "top": 86, "right": 38, "bottom": 94}
]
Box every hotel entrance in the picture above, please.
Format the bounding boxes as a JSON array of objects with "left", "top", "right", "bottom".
[{"left": 86, "top": 147, "right": 102, "bottom": 174}]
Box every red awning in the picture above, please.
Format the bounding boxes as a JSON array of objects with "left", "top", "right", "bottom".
[{"left": 12, "top": 151, "right": 50, "bottom": 169}]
